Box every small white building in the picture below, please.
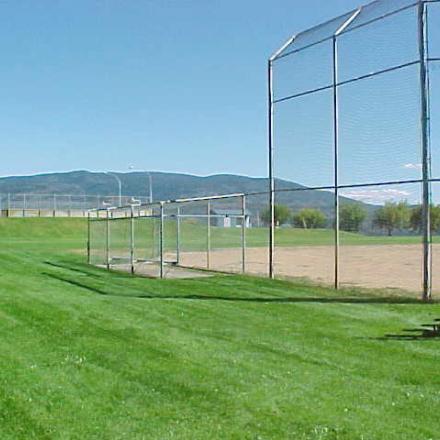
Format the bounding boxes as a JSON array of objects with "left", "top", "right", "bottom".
[{"left": 210, "top": 209, "right": 252, "bottom": 228}]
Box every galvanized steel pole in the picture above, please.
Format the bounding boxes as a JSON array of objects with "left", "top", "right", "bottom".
[
  {"left": 241, "top": 195, "right": 246, "bottom": 274},
  {"left": 106, "top": 208, "right": 110, "bottom": 270},
  {"left": 332, "top": 36, "right": 340, "bottom": 290},
  {"left": 159, "top": 202, "right": 165, "bottom": 279},
  {"left": 268, "top": 59, "right": 275, "bottom": 279},
  {"left": 130, "top": 205, "right": 135, "bottom": 274},
  {"left": 87, "top": 211, "right": 91, "bottom": 265},
  {"left": 207, "top": 201, "right": 211, "bottom": 270},
  {"left": 176, "top": 206, "right": 181, "bottom": 265},
  {"left": 418, "top": 1, "right": 432, "bottom": 301}
]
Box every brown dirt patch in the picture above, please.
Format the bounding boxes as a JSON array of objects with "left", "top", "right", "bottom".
[{"left": 179, "top": 244, "right": 440, "bottom": 295}]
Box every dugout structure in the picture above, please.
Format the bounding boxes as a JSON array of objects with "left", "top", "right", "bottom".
[
  {"left": 268, "top": 0, "right": 439, "bottom": 300},
  {"left": 87, "top": 194, "right": 251, "bottom": 279}
]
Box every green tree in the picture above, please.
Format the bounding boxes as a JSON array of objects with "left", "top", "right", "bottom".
[
  {"left": 293, "top": 208, "right": 327, "bottom": 229},
  {"left": 373, "top": 201, "right": 410, "bottom": 236},
  {"left": 260, "top": 204, "right": 292, "bottom": 227},
  {"left": 409, "top": 204, "right": 440, "bottom": 233},
  {"left": 339, "top": 204, "right": 367, "bottom": 232}
]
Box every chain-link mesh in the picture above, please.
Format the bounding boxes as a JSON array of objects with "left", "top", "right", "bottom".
[
  {"left": 89, "top": 216, "right": 107, "bottom": 266},
  {"left": 273, "top": 188, "right": 336, "bottom": 285},
  {"left": 270, "top": 0, "right": 437, "bottom": 298},
  {"left": 0, "top": 193, "right": 150, "bottom": 217}
]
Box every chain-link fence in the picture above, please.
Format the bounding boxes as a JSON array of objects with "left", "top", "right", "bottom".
[
  {"left": 0, "top": 193, "right": 150, "bottom": 217},
  {"left": 87, "top": 0, "right": 439, "bottom": 299},
  {"left": 269, "top": 0, "right": 439, "bottom": 299},
  {"left": 88, "top": 194, "right": 257, "bottom": 278}
]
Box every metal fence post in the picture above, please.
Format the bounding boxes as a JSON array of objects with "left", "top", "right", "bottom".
[
  {"left": 332, "top": 35, "right": 340, "bottom": 290},
  {"left": 176, "top": 206, "right": 181, "bottom": 265},
  {"left": 268, "top": 59, "right": 275, "bottom": 279},
  {"left": 207, "top": 201, "right": 211, "bottom": 270},
  {"left": 23, "top": 193, "right": 26, "bottom": 217},
  {"left": 130, "top": 205, "right": 135, "bottom": 274},
  {"left": 159, "top": 202, "right": 165, "bottom": 279},
  {"left": 241, "top": 194, "right": 246, "bottom": 274},
  {"left": 87, "top": 211, "right": 91, "bottom": 264},
  {"left": 106, "top": 208, "right": 110, "bottom": 270},
  {"left": 419, "top": 1, "right": 432, "bottom": 301}
]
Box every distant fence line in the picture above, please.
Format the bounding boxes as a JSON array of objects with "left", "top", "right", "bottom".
[{"left": 0, "top": 193, "right": 150, "bottom": 217}]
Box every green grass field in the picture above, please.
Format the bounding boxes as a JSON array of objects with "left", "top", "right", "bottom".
[
  {"left": 1, "top": 218, "right": 439, "bottom": 439},
  {"left": 89, "top": 217, "right": 437, "bottom": 259}
]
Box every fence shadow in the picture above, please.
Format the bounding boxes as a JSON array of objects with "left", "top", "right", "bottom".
[{"left": 42, "top": 270, "right": 430, "bottom": 305}]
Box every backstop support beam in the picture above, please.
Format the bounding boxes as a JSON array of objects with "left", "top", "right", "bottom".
[{"left": 418, "top": 1, "right": 432, "bottom": 301}]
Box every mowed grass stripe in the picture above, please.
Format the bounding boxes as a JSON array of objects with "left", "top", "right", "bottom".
[{"left": 0, "top": 218, "right": 439, "bottom": 438}]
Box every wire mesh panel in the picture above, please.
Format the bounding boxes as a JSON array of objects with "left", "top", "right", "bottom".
[
  {"left": 108, "top": 217, "right": 131, "bottom": 267},
  {"left": 163, "top": 204, "right": 178, "bottom": 265},
  {"left": 338, "top": 64, "right": 421, "bottom": 185},
  {"left": 270, "top": 0, "right": 435, "bottom": 298},
  {"left": 430, "top": 61, "right": 440, "bottom": 179},
  {"left": 208, "top": 196, "right": 244, "bottom": 274},
  {"left": 337, "top": 7, "right": 419, "bottom": 83},
  {"left": 430, "top": 183, "right": 440, "bottom": 298},
  {"left": 175, "top": 200, "right": 209, "bottom": 270},
  {"left": 344, "top": 0, "right": 419, "bottom": 31},
  {"left": 243, "top": 192, "right": 270, "bottom": 277},
  {"left": 89, "top": 217, "right": 107, "bottom": 266},
  {"left": 273, "top": 90, "right": 334, "bottom": 188},
  {"left": 134, "top": 213, "right": 160, "bottom": 263},
  {"left": 428, "top": 2, "right": 440, "bottom": 58},
  {"left": 339, "top": 183, "right": 423, "bottom": 293},
  {"left": 273, "top": 40, "right": 333, "bottom": 101},
  {"left": 274, "top": 189, "right": 335, "bottom": 285}
]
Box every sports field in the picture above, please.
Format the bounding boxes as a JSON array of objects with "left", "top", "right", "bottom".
[
  {"left": 1, "top": 217, "right": 439, "bottom": 439},
  {"left": 97, "top": 218, "right": 440, "bottom": 293},
  {"left": 180, "top": 244, "right": 440, "bottom": 293}
]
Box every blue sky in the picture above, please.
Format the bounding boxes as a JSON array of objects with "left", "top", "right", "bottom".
[{"left": 0, "top": 0, "right": 375, "bottom": 178}]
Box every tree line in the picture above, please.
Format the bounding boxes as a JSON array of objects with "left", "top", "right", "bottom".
[{"left": 260, "top": 202, "right": 440, "bottom": 236}]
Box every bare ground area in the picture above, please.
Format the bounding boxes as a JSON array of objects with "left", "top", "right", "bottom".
[{"left": 179, "top": 244, "right": 440, "bottom": 295}]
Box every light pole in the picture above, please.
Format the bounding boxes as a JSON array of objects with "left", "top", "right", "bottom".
[
  {"left": 128, "top": 166, "right": 153, "bottom": 204},
  {"left": 106, "top": 172, "right": 122, "bottom": 207}
]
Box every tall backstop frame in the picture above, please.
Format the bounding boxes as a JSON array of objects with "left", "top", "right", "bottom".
[
  {"left": 268, "top": 0, "right": 439, "bottom": 300},
  {"left": 87, "top": 0, "right": 439, "bottom": 299}
]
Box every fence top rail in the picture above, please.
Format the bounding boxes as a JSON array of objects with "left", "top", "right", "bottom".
[
  {"left": 90, "top": 192, "right": 247, "bottom": 213},
  {"left": 270, "top": 0, "right": 422, "bottom": 61},
  {"left": 0, "top": 193, "right": 146, "bottom": 198}
]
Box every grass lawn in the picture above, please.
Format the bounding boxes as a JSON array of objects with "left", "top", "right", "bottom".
[
  {"left": 0, "top": 218, "right": 439, "bottom": 439},
  {"left": 86, "top": 217, "right": 439, "bottom": 258}
]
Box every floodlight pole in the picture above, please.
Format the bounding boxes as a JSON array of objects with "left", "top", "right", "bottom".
[
  {"left": 148, "top": 173, "right": 153, "bottom": 204},
  {"left": 418, "top": 1, "right": 432, "bottom": 301},
  {"left": 268, "top": 59, "right": 275, "bottom": 279},
  {"left": 106, "top": 172, "right": 122, "bottom": 207}
]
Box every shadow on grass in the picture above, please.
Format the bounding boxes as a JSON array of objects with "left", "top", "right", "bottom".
[
  {"left": 379, "top": 320, "right": 440, "bottom": 341},
  {"left": 42, "top": 271, "right": 432, "bottom": 305}
]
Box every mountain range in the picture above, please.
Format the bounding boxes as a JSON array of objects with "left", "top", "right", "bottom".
[{"left": 0, "top": 170, "right": 370, "bottom": 217}]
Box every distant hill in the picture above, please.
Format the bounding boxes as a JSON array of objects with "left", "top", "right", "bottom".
[{"left": 0, "top": 170, "right": 371, "bottom": 218}]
